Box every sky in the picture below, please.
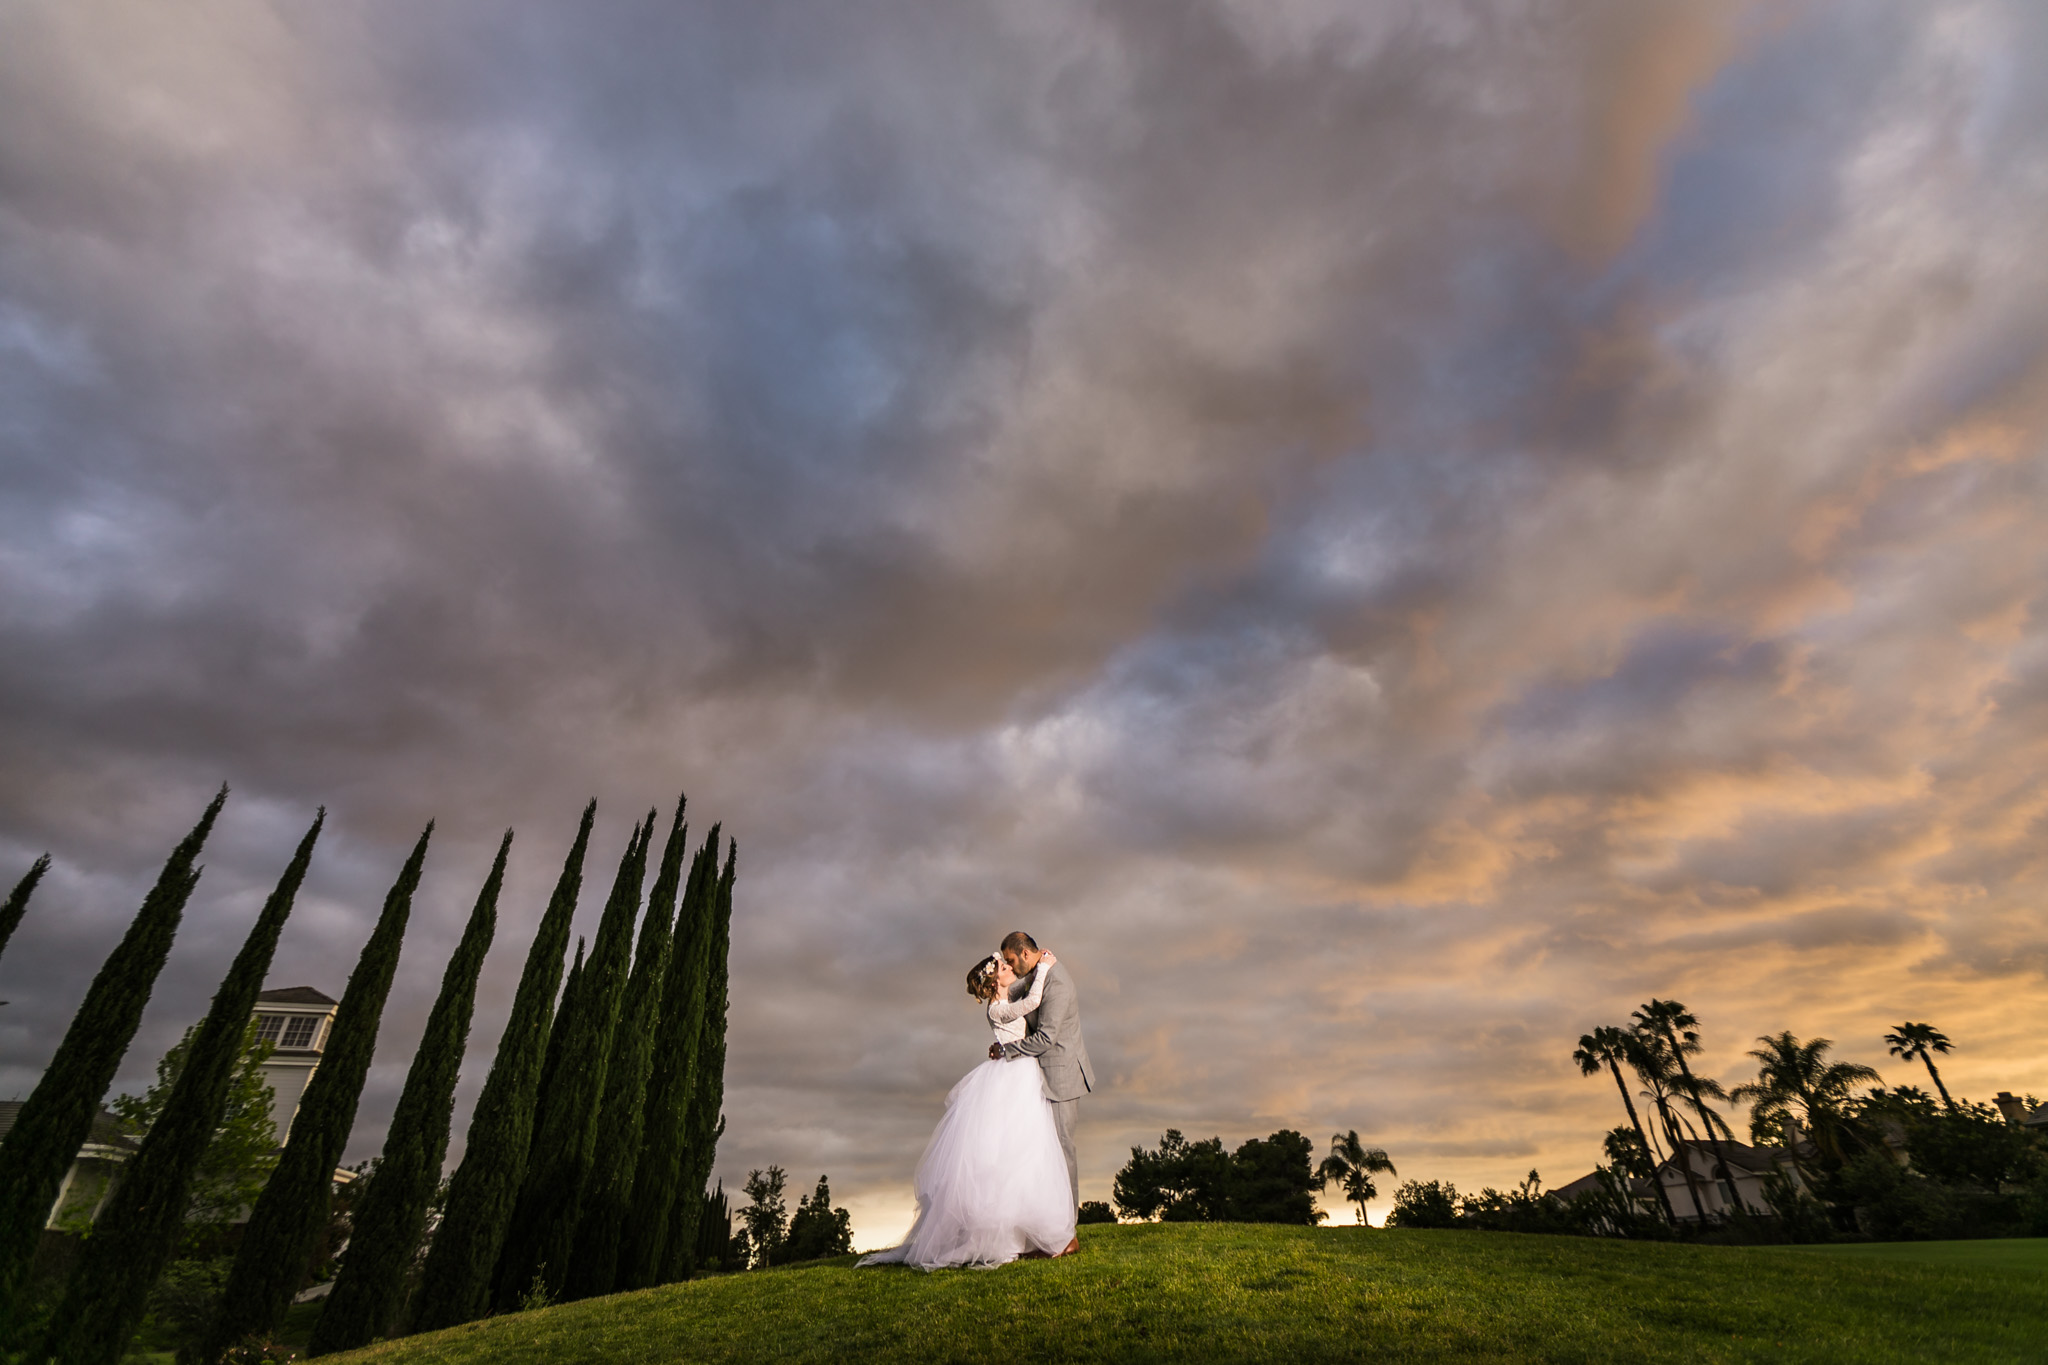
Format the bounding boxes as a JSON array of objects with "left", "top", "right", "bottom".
[{"left": 2, "top": 0, "right": 2045, "bottom": 1244}]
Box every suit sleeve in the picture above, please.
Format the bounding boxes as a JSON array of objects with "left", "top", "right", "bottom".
[{"left": 1002, "top": 971, "right": 1069, "bottom": 1059}]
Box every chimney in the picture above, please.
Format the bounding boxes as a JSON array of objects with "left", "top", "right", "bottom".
[{"left": 1993, "top": 1092, "right": 2029, "bottom": 1124}]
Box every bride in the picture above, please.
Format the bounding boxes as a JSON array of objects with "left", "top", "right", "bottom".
[{"left": 859, "top": 951, "right": 1078, "bottom": 1269}]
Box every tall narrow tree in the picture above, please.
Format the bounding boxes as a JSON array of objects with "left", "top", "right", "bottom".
[
  {"left": 492, "top": 818, "right": 651, "bottom": 1308},
  {"left": 0, "top": 786, "right": 225, "bottom": 1327},
  {"left": 0, "top": 854, "right": 50, "bottom": 970},
  {"left": 662, "top": 841, "right": 736, "bottom": 1284},
  {"left": 1628, "top": 1032, "right": 1709, "bottom": 1223},
  {"left": 566, "top": 799, "right": 689, "bottom": 1300},
  {"left": 41, "top": 812, "right": 324, "bottom": 1365},
  {"left": 524, "top": 938, "right": 586, "bottom": 1170},
  {"left": 616, "top": 828, "right": 720, "bottom": 1289},
  {"left": 1884, "top": 1022, "right": 1956, "bottom": 1110},
  {"left": 1633, "top": 1000, "right": 1744, "bottom": 1216},
  {"left": 205, "top": 825, "right": 431, "bottom": 1359},
  {"left": 410, "top": 803, "right": 594, "bottom": 1335},
  {"left": 310, "top": 831, "right": 511, "bottom": 1356},
  {"left": 1573, "top": 1027, "right": 1676, "bottom": 1224}
]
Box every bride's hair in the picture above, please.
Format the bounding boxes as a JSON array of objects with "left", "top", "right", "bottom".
[{"left": 966, "top": 954, "right": 1001, "bottom": 1003}]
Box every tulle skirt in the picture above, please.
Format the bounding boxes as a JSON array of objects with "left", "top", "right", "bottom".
[{"left": 858, "top": 1056, "right": 1076, "bottom": 1270}]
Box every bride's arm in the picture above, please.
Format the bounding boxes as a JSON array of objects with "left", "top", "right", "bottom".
[{"left": 986, "top": 959, "right": 1053, "bottom": 1024}]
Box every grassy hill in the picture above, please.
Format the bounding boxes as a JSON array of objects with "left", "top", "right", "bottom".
[{"left": 327, "top": 1225, "right": 2047, "bottom": 1364}]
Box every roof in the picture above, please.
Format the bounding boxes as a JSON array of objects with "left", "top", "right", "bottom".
[
  {"left": 0, "top": 1101, "right": 142, "bottom": 1153},
  {"left": 256, "top": 986, "right": 338, "bottom": 1007},
  {"left": 1657, "top": 1140, "right": 1801, "bottom": 1177}
]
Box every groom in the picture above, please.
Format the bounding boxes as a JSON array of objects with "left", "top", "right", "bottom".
[{"left": 990, "top": 930, "right": 1095, "bottom": 1236}]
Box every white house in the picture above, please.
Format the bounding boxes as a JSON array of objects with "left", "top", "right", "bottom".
[
  {"left": 252, "top": 985, "right": 339, "bottom": 1145},
  {"left": 0, "top": 1102, "right": 140, "bottom": 1231},
  {"left": 1552, "top": 1138, "right": 1810, "bottom": 1224}
]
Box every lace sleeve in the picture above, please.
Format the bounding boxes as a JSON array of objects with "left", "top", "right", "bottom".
[{"left": 986, "top": 965, "right": 1049, "bottom": 1025}]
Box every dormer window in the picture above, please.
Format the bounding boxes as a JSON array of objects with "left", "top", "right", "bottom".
[{"left": 254, "top": 1012, "right": 321, "bottom": 1049}]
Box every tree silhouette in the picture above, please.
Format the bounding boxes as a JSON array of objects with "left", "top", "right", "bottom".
[
  {"left": 1574, "top": 1027, "right": 1676, "bottom": 1224},
  {"left": 1633, "top": 1000, "right": 1744, "bottom": 1217},
  {"left": 1884, "top": 1022, "right": 1956, "bottom": 1110},
  {"left": 1729, "top": 1031, "right": 1879, "bottom": 1179},
  {"left": 1314, "top": 1131, "right": 1395, "bottom": 1226}
]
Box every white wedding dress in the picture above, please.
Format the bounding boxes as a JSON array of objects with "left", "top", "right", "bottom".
[{"left": 859, "top": 967, "right": 1077, "bottom": 1269}]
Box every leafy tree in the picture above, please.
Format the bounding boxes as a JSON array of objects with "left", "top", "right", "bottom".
[
  {"left": 1385, "top": 1179, "right": 1460, "bottom": 1229},
  {"left": 1077, "top": 1201, "right": 1116, "bottom": 1225},
  {"left": 1904, "top": 1100, "right": 2047, "bottom": 1193},
  {"left": 108, "top": 1026, "right": 282, "bottom": 1242},
  {"left": 1227, "top": 1130, "right": 1322, "bottom": 1224},
  {"left": 0, "top": 785, "right": 225, "bottom": 1328},
  {"left": 205, "top": 824, "right": 431, "bottom": 1360},
  {"left": 0, "top": 854, "right": 50, "bottom": 972},
  {"left": 1113, "top": 1130, "right": 1233, "bottom": 1222},
  {"left": 1632, "top": 1002, "right": 1743, "bottom": 1216},
  {"left": 310, "top": 831, "right": 510, "bottom": 1356},
  {"left": 410, "top": 802, "right": 594, "bottom": 1334},
  {"left": 1315, "top": 1131, "right": 1395, "bottom": 1226},
  {"left": 779, "top": 1176, "right": 853, "bottom": 1264},
  {"left": 493, "top": 818, "right": 651, "bottom": 1308},
  {"left": 1574, "top": 1026, "right": 1676, "bottom": 1223},
  {"left": 738, "top": 1167, "right": 788, "bottom": 1269},
  {"left": 567, "top": 799, "right": 690, "bottom": 1301},
  {"left": 1884, "top": 1023, "right": 1956, "bottom": 1110},
  {"left": 1729, "top": 1031, "right": 1879, "bottom": 1178}
]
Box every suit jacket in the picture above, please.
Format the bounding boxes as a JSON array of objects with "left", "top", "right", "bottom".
[{"left": 1002, "top": 961, "right": 1096, "bottom": 1101}]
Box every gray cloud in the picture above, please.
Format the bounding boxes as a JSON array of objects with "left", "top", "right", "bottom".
[{"left": 3, "top": 0, "right": 2046, "bottom": 1240}]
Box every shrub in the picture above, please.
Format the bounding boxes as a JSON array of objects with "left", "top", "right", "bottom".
[
  {"left": 1387, "top": 1180, "right": 1460, "bottom": 1229},
  {"left": 1077, "top": 1201, "right": 1116, "bottom": 1225}
]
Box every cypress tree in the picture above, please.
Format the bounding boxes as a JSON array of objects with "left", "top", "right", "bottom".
[
  {"left": 616, "top": 827, "right": 719, "bottom": 1289},
  {"left": 0, "top": 786, "right": 225, "bottom": 1327},
  {"left": 410, "top": 803, "right": 594, "bottom": 1335},
  {"left": 491, "top": 818, "right": 650, "bottom": 1309},
  {"left": 565, "top": 799, "right": 689, "bottom": 1300},
  {"left": 524, "top": 936, "right": 585, "bottom": 1172},
  {"left": 662, "top": 840, "right": 737, "bottom": 1284},
  {"left": 205, "top": 824, "right": 431, "bottom": 1359},
  {"left": 309, "top": 830, "right": 510, "bottom": 1356},
  {"left": 0, "top": 854, "right": 50, "bottom": 970},
  {"left": 41, "top": 812, "right": 324, "bottom": 1365}
]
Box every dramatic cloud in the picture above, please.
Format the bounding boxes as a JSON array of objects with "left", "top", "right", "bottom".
[{"left": 3, "top": 0, "right": 2044, "bottom": 1241}]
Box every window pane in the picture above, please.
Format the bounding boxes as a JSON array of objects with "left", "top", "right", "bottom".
[
  {"left": 255, "top": 1014, "right": 286, "bottom": 1043},
  {"left": 281, "top": 1016, "right": 318, "bottom": 1049}
]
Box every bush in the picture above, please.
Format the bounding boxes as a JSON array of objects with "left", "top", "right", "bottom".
[
  {"left": 139, "top": 1256, "right": 232, "bottom": 1364},
  {"left": 1387, "top": 1180, "right": 1460, "bottom": 1229},
  {"left": 779, "top": 1175, "right": 853, "bottom": 1264},
  {"left": 1077, "top": 1201, "right": 1116, "bottom": 1225}
]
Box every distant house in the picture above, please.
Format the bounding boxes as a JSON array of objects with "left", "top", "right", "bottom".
[
  {"left": 12, "top": 984, "right": 348, "bottom": 1233},
  {"left": 1553, "top": 1139, "right": 1809, "bottom": 1224},
  {"left": 252, "top": 986, "right": 339, "bottom": 1145},
  {"left": 1993, "top": 1092, "right": 2048, "bottom": 1131},
  {"left": 0, "top": 1101, "right": 140, "bottom": 1231}
]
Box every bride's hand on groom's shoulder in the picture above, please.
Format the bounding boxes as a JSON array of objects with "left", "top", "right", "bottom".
[{"left": 988, "top": 1042, "right": 1004, "bottom": 1060}]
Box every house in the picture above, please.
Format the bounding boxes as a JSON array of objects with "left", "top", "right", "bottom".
[
  {"left": 252, "top": 986, "right": 339, "bottom": 1145},
  {"left": 1553, "top": 1139, "right": 1810, "bottom": 1224},
  {"left": 1992, "top": 1092, "right": 2048, "bottom": 1131},
  {"left": 0, "top": 1101, "right": 140, "bottom": 1231},
  {"left": 12, "top": 984, "right": 347, "bottom": 1233}
]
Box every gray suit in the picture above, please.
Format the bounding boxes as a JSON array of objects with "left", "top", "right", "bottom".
[{"left": 1000, "top": 961, "right": 1095, "bottom": 1208}]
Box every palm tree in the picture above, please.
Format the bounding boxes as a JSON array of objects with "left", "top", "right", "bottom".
[
  {"left": 1574, "top": 1027, "right": 1676, "bottom": 1224},
  {"left": 1729, "top": 1031, "right": 1879, "bottom": 1179},
  {"left": 1633, "top": 999, "right": 1746, "bottom": 1217},
  {"left": 1628, "top": 1030, "right": 1709, "bottom": 1223},
  {"left": 1315, "top": 1131, "right": 1396, "bottom": 1227},
  {"left": 1883, "top": 1023, "right": 1955, "bottom": 1110}
]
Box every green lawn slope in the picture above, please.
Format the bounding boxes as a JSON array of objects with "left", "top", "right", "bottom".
[{"left": 329, "top": 1224, "right": 2047, "bottom": 1364}]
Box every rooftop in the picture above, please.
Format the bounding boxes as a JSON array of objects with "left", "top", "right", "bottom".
[
  {"left": 256, "top": 986, "right": 338, "bottom": 1007},
  {"left": 0, "top": 1101, "right": 140, "bottom": 1153}
]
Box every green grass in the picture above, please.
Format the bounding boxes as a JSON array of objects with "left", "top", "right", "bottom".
[
  {"left": 324, "top": 1225, "right": 2048, "bottom": 1364},
  {"left": 1770, "top": 1237, "right": 2048, "bottom": 1272}
]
